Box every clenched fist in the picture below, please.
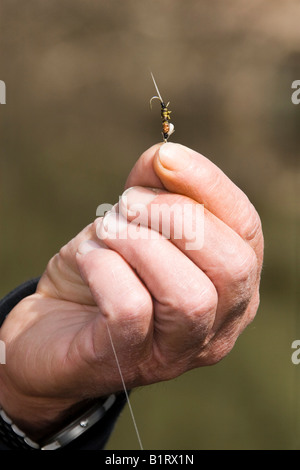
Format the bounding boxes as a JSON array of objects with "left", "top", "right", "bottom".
[{"left": 0, "top": 143, "right": 263, "bottom": 441}]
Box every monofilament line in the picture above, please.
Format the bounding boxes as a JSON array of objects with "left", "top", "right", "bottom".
[{"left": 106, "top": 322, "right": 144, "bottom": 450}]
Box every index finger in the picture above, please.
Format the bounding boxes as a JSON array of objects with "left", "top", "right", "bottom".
[{"left": 126, "top": 143, "right": 263, "bottom": 262}]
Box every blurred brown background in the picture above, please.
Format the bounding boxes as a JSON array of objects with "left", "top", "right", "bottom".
[{"left": 0, "top": 0, "right": 299, "bottom": 449}]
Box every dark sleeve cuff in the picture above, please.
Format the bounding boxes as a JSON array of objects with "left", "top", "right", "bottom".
[
  {"left": 0, "top": 279, "right": 127, "bottom": 450},
  {"left": 0, "top": 278, "right": 40, "bottom": 327}
]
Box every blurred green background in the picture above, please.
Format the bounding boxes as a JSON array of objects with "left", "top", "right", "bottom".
[{"left": 0, "top": 0, "right": 299, "bottom": 449}]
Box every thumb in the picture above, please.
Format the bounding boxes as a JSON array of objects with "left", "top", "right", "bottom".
[
  {"left": 124, "top": 143, "right": 164, "bottom": 190},
  {"left": 125, "top": 142, "right": 195, "bottom": 197}
]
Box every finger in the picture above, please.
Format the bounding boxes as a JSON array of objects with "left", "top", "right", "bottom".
[
  {"left": 75, "top": 239, "right": 153, "bottom": 361},
  {"left": 154, "top": 143, "right": 263, "bottom": 261},
  {"left": 120, "top": 186, "right": 258, "bottom": 331},
  {"left": 95, "top": 213, "right": 218, "bottom": 356},
  {"left": 197, "top": 289, "right": 261, "bottom": 366},
  {"left": 125, "top": 142, "right": 263, "bottom": 264},
  {"left": 125, "top": 143, "right": 164, "bottom": 190}
]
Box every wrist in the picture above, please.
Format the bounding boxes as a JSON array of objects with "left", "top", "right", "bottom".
[
  {"left": 0, "top": 370, "right": 84, "bottom": 441},
  {"left": 0, "top": 394, "right": 117, "bottom": 450}
]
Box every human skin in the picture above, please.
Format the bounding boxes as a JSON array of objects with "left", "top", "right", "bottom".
[{"left": 0, "top": 143, "right": 263, "bottom": 441}]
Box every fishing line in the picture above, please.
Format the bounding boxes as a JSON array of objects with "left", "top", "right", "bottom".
[{"left": 106, "top": 322, "right": 144, "bottom": 450}]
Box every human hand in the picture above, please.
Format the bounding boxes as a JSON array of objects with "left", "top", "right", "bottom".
[{"left": 0, "top": 143, "right": 263, "bottom": 440}]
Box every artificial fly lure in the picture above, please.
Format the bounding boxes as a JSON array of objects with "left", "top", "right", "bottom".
[{"left": 150, "top": 72, "right": 175, "bottom": 142}]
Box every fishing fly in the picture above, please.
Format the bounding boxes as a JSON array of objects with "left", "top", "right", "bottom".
[{"left": 150, "top": 72, "right": 175, "bottom": 142}]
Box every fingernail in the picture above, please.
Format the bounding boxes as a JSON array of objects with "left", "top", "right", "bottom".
[
  {"left": 100, "top": 211, "right": 128, "bottom": 237},
  {"left": 120, "top": 186, "right": 161, "bottom": 216},
  {"left": 77, "top": 240, "right": 101, "bottom": 255},
  {"left": 158, "top": 142, "right": 191, "bottom": 171}
]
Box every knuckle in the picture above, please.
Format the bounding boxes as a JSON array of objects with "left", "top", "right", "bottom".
[
  {"left": 173, "top": 282, "right": 218, "bottom": 339},
  {"left": 242, "top": 203, "right": 263, "bottom": 242},
  {"left": 172, "top": 280, "right": 218, "bottom": 319},
  {"left": 199, "top": 337, "right": 236, "bottom": 366},
  {"left": 190, "top": 284, "right": 218, "bottom": 318},
  {"left": 242, "top": 290, "right": 260, "bottom": 327},
  {"left": 203, "top": 345, "right": 233, "bottom": 366},
  {"left": 230, "top": 245, "right": 257, "bottom": 285},
  {"left": 116, "top": 288, "right": 152, "bottom": 323}
]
